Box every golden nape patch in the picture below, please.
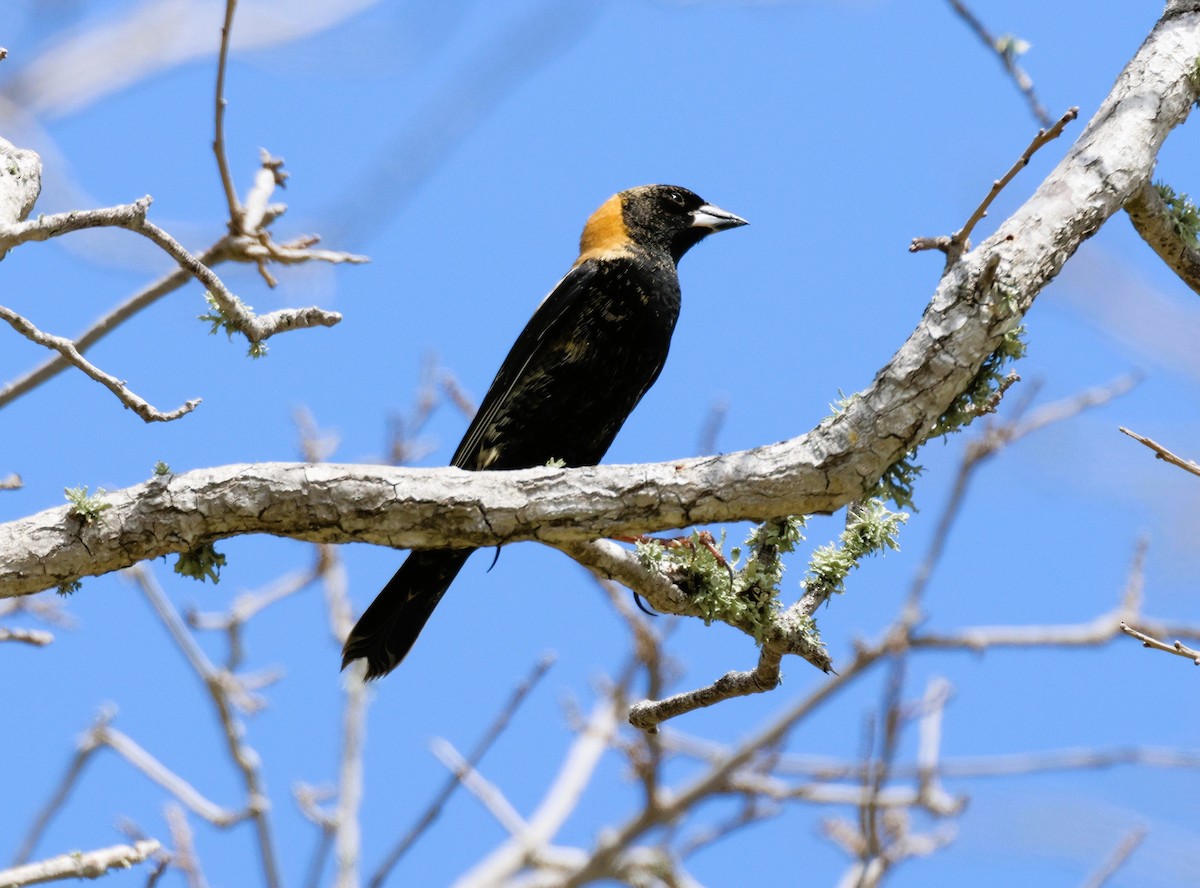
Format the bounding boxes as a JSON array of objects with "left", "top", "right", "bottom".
[{"left": 575, "top": 194, "right": 631, "bottom": 264}]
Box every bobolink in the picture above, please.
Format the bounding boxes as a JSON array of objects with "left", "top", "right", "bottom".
[{"left": 343, "top": 184, "right": 747, "bottom": 679}]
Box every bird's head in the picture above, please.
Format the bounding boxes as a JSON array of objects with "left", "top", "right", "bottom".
[{"left": 579, "top": 184, "right": 747, "bottom": 265}]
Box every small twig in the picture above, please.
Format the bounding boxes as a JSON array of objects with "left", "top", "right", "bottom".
[
  {"left": 958, "top": 106, "right": 1079, "bottom": 247},
  {"left": 913, "top": 678, "right": 961, "bottom": 814},
  {"left": 945, "top": 0, "right": 1051, "bottom": 126},
  {"left": 0, "top": 206, "right": 359, "bottom": 415},
  {"left": 164, "top": 804, "right": 209, "bottom": 888},
  {"left": 130, "top": 566, "right": 283, "bottom": 888},
  {"left": 454, "top": 694, "right": 624, "bottom": 888},
  {"left": 429, "top": 739, "right": 533, "bottom": 839},
  {"left": 186, "top": 560, "right": 324, "bottom": 670},
  {"left": 0, "top": 303, "right": 200, "bottom": 421},
  {"left": 0, "top": 239, "right": 231, "bottom": 411},
  {"left": 1079, "top": 823, "right": 1147, "bottom": 888},
  {"left": 0, "top": 840, "right": 161, "bottom": 887},
  {"left": 386, "top": 356, "right": 449, "bottom": 466},
  {"left": 0, "top": 626, "right": 53, "bottom": 645},
  {"left": 333, "top": 660, "right": 367, "bottom": 888},
  {"left": 0, "top": 195, "right": 341, "bottom": 349},
  {"left": 441, "top": 371, "right": 478, "bottom": 420},
  {"left": 628, "top": 645, "right": 783, "bottom": 733},
  {"left": 296, "top": 784, "right": 336, "bottom": 888},
  {"left": 13, "top": 725, "right": 98, "bottom": 865},
  {"left": 99, "top": 724, "right": 241, "bottom": 826},
  {"left": 0, "top": 472, "right": 23, "bottom": 489},
  {"left": 1119, "top": 427, "right": 1200, "bottom": 478},
  {"left": 907, "top": 374, "right": 1138, "bottom": 615},
  {"left": 213, "top": 0, "right": 241, "bottom": 225},
  {"left": 241, "top": 149, "right": 287, "bottom": 236},
  {"left": 856, "top": 656, "right": 909, "bottom": 879},
  {"left": 368, "top": 653, "right": 556, "bottom": 887},
  {"left": 0, "top": 197, "right": 153, "bottom": 250},
  {"left": 677, "top": 798, "right": 779, "bottom": 859},
  {"left": 910, "top": 107, "right": 1079, "bottom": 264},
  {"left": 1120, "top": 622, "right": 1200, "bottom": 665},
  {"left": 697, "top": 396, "right": 729, "bottom": 456}
]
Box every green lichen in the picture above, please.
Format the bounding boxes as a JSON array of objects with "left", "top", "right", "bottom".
[
  {"left": 198, "top": 292, "right": 267, "bottom": 359},
  {"left": 174, "top": 542, "right": 227, "bottom": 584},
  {"left": 64, "top": 486, "right": 111, "bottom": 524},
  {"left": 873, "top": 325, "right": 1026, "bottom": 511},
  {"left": 802, "top": 499, "right": 908, "bottom": 599},
  {"left": 1154, "top": 181, "right": 1200, "bottom": 248},
  {"left": 635, "top": 517, "right": 808, "bottom": 644},
  {"left": 56, "top": 580, "right": 82, "bottom": 596}
]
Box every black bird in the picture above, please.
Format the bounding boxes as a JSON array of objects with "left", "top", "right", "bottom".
[{"left": 342, "top": 185, "right": 747, "bottom": 679}]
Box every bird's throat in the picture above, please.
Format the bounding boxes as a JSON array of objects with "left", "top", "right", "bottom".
[{"left": 576, "top": 194, "right": 630, "bottom": 264}]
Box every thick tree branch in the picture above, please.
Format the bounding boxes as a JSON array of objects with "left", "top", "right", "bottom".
[
  {"left": 3, "top": 7, "right": 1199, "bottom": 714},
  {"left": 0, "top": 137, "right": 41, "bottom": 236},
  {"left": 1124, "top": 178, "right": 1200, "bottom": 297}
]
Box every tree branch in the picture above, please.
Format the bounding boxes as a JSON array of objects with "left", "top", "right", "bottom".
[
  {"left": 4, "top": 1, "right": 1194, "bottom": 592},
  {"left": 1119, "top": 426, "right": 1200, "bottom": 478},
  {"left": 0, "top": 840, "right": 161, "bottom": 887},
  {"left": 1124, "top": 177, "right": 1200, "bottom": 297},
  {"left": 944, "top": 0, "right": 1052, "bottom": 126},
  {"left": 0, "top": 302, "right": 201, "bottom": 421}
]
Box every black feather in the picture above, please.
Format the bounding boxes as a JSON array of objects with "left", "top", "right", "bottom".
[{"left": 341, "top": 186, "right": 745, "bottom": 677}]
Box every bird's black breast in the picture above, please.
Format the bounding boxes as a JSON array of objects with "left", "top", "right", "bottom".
[{"left": 452, "top": 252, "right": 681, "bottom": 471}]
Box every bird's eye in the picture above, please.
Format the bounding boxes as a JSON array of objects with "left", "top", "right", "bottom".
[{"left": 665, "top": 190, "right": 686, "bottom": 207}]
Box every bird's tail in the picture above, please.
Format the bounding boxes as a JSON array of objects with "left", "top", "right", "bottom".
[{"left": 342, "top": 549, "right": 473, "bottom": 679}]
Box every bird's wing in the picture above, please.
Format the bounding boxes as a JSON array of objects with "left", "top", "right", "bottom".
[{"left": 450, "top": 261, "right": 601, "bottom": 470}]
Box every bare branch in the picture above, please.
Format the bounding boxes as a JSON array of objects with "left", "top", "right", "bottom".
[
  {"left": 628, "top": 646, "right": 784, "bottom": 733},
  {"left": 0, "top": 193, "right": 341, "bottom": 352},
  {"left": 908, "top": 374, "right": 1138, "bottom": 613},
  {"left": 453, "top": 696, "right": 623, "bottom": 888},
  {"left": 137, "top": 215, "right": 340, "bottom": 344},
  {"left": 14, "top": 711, "right": 106, "bottom": 865},
  {"left": 164, "top": 804, "right": 208, "bottom": 888},
  {"left": 0, "top": 196, "right": 153, "bottom": 249},
  {"left": 910, "top": 106, "right": 1079, "bottom": 263},
  {"left": 369, "top": 653, "right": 556, "bottom": 887},
  {"left": 0, "top": 840, "right": 161, "bottom": 887},
  {"left": 430, "top": 739, "right": 533, "bottom": 839},
  {"left": 99, "top": 725, "right": 241, "bottom": 826},
  {"left": 1120, "top": 622, "right": 1200, "bottom": 665},
  {"left": 333, "top": 660, "right": 367, "bottom": 888},
  {"left": 213, "top": 0, "right": 241, "bottom": 225},
  {"left": 1119, "top": 426, "right": 1200, "bottom": 478},
  {"left": 1079, "top": 824, "right": 1147, "bottom": 888},
  {"left": 0, "top": 626, "right": 52, "bottom": 645},
  {"left": 0, "top": 302, "right": 200, "bottom": 421},
  {"left": 0, "top": 239, "right": 230, "bottom": 410},
  {"left": 944, "top": 0, "right": 1052, "bottom": 126},
  {"left": 130, "top": 567, "right": 283, "bottom": 888}
]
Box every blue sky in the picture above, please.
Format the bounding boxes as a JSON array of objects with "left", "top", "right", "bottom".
[{"left": 3, "top": 1, "right": 1200, "bottom": 886}]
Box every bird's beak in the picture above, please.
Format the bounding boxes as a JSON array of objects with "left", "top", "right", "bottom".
[{"left": 690, "top": 203, "right": 749, "bottom": 231}]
